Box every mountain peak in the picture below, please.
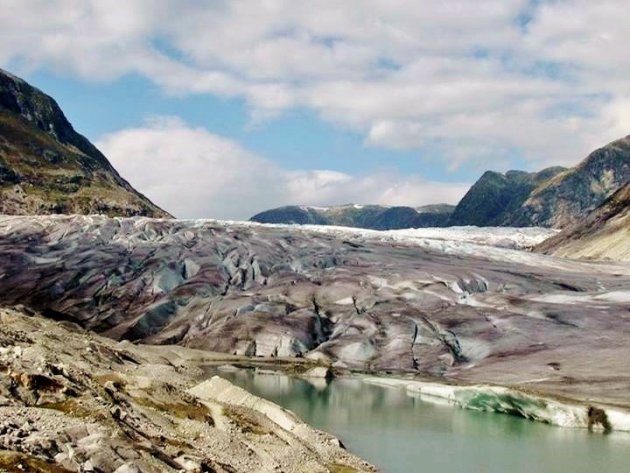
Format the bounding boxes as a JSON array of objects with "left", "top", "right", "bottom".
[
  {"left": 0, "top": 68, "right": 170, "bottom": 218},
  {"left": 448, "top": 135, "right": 630, "bottom": 228}
]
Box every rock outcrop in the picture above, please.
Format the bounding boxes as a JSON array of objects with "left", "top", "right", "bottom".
[
  {"left": 448, "top": 168, "right": 565, "bottom": 227},
  {"left": 0, "top": 68, "right": 170, "bottom": 217},
  {"left": 251, "top": 203, "right": 455, "bottom": 229},
  {"left": 514, "top": 136, "right": 630, "bottom": 227},
  {"left": 450, "top": 135, "right": 630, "bottom": 228},
  {"left": 0, "top": 306, "right": 373, "bottom": 472},
  {"left": 535, "top": 182, "right": 630, "bottom": 261}
]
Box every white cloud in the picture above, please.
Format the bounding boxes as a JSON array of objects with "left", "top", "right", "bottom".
[
  {"left": 3, "top": 1, "right": 630, "bottom": 168},
  {"left": 96, "top": 117, "right": 469, "bottom": 219}
]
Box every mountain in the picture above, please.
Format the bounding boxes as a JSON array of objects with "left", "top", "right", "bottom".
[
  {"left": 451, "top": 136, "right": 630, "bottom": 228},
  {"left": 448, "top": 167, "right": 566, "bottom": 226},
  {"left": 250, "top": 203, "right": 455, "bottom": 229},
  {"left": 251, "top": 205, "right": 329, "bottom": 225},
  {"left": 513, "top": 136, "right": 630, "bottom": 227},
  {"left": 535, "top": 182, "right": 630, "bottom": 261},
  {"left": 0, "top": 68, "right": 170, "bottom": 217},
  {"left": 251, "top": 136, "right": 630, "bottom": 231}
]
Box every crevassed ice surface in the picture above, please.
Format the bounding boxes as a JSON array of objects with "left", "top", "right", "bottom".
[{"left": 0, "top": 215, "right": 629, "bottom": 400}]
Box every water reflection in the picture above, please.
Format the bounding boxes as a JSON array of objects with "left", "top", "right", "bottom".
[{"left": 210, "top": 369, "right": 630, "bottom": 473}]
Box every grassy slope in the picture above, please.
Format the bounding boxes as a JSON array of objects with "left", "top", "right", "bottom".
[{"left": 0, "top": 113, "right": 170, "bottom": 217}]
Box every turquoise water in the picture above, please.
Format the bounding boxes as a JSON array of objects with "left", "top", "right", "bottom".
[{"left": 215, "top": 370, "right": 630, "bottom": 473}]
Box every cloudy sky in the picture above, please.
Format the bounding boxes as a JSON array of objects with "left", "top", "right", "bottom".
[{"left": 2, "top": 0, "right": 629, "bottom": 219}]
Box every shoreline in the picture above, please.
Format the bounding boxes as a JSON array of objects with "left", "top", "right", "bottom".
[
  {"left": 202, "top": 359, "right": 630, "bottom": 434},
  {"left": 358, "top": 375, "right": 630, "bottom": 433}
]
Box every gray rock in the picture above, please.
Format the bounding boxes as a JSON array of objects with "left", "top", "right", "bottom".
[
  {"left": 302, "top": 366, "right": 333, "bottom": 380},
  {"left": 113, "top": 463, "right": 141, "bottom": 473},
  {"left": 0, "top": 306, "right": 374, "bottom": 472}
]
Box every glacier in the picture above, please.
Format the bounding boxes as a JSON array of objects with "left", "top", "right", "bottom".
[{"left": 0, "top": 214, "right": 628, "bottom": 431}]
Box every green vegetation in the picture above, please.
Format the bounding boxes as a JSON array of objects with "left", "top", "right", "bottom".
[
  {"left": 0, "top": 452, "right": 74, "bottom": 473},
  {"left": 134, "top": 395, "right": 215, "bottom": 423},
  {"left": 0, "top": 69, "right": 170, "bottom": 217},
  {"left": 39, "top": 399, "right": 98, "bottom": 420},
  {"left": 328, "top": 463, "right": 359, "bottom": 473}
]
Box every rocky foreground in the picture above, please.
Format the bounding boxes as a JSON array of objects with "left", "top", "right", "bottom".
[
  {"left": 0, "top": 306, "right": 373, "bottom": 472},
  {"left": 0, "top": 214, "right": 629, "bottom": 411}
]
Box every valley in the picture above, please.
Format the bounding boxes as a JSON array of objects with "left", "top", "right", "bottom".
[
  {"left": 1, "top": 61, "right": 630, "bottom": 472},
  {"left": 0, "top": 215, "right": 628, "bottom": 421}
]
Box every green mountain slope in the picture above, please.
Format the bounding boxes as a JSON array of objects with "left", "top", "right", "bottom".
[
  {"left": 450, "top": 135, "right": 630, "bottom": 228},
  {"left": 447, "top": 168, "right": 566, "bottom": 227},
  {"left": 512, "top": 136, "right": 630, "bottom": 227},
  {"left": 0, "top": 68, "right": 170, "bottom": 217}
]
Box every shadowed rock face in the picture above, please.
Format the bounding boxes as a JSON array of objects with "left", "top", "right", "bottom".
[{"left": 1, "top": 215, "right": 630, "bottom": 394}]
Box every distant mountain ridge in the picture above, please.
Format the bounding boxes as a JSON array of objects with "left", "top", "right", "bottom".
[
  {"left": 0, "top": 68, "right": 170, "bottom": 217},
  {"left": 252, "top": 135, "right": 630, "bottom": 230},
  {"left": 4, "top": 65, "right": 626, "bottom": 228},
  {"left": 250, "top": 203, "right": 455, "bottom": 230}
]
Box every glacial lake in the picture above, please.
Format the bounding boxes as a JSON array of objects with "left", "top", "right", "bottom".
[{"left": 215, "top": 369, "right": 630, "bottom": 473}]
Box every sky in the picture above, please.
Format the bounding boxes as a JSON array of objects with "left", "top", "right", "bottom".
[{"left": 2, "top": 0, "right": 630, "bottom": 219}]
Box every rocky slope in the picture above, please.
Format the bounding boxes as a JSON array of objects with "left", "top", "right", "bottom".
[
  {"left": 0, "top": 215, "right": 629, "bottom": 409},
  {"left": 514, "top": 136, "right": 630, "bottom": 227},
  {"left": 0, "top": 68, "right": 170, "bottom": 217},
  {"left": 251, "top": 203, "right": 454, "bottom": 229},
  {"left": 535, "top": 182, "right": 630, "bottom": 261},
  {"left": 452, "top": 135, "right": 630, "bottom": 228},
  {"left": 448, "top": 167, "right": 566, "bottom": 226},
  {"left": 0, "top": 306, "right": 373, "bottom": 473},
  {"left": 253, "top": 136, "right": 630, "bottom": 231}
]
